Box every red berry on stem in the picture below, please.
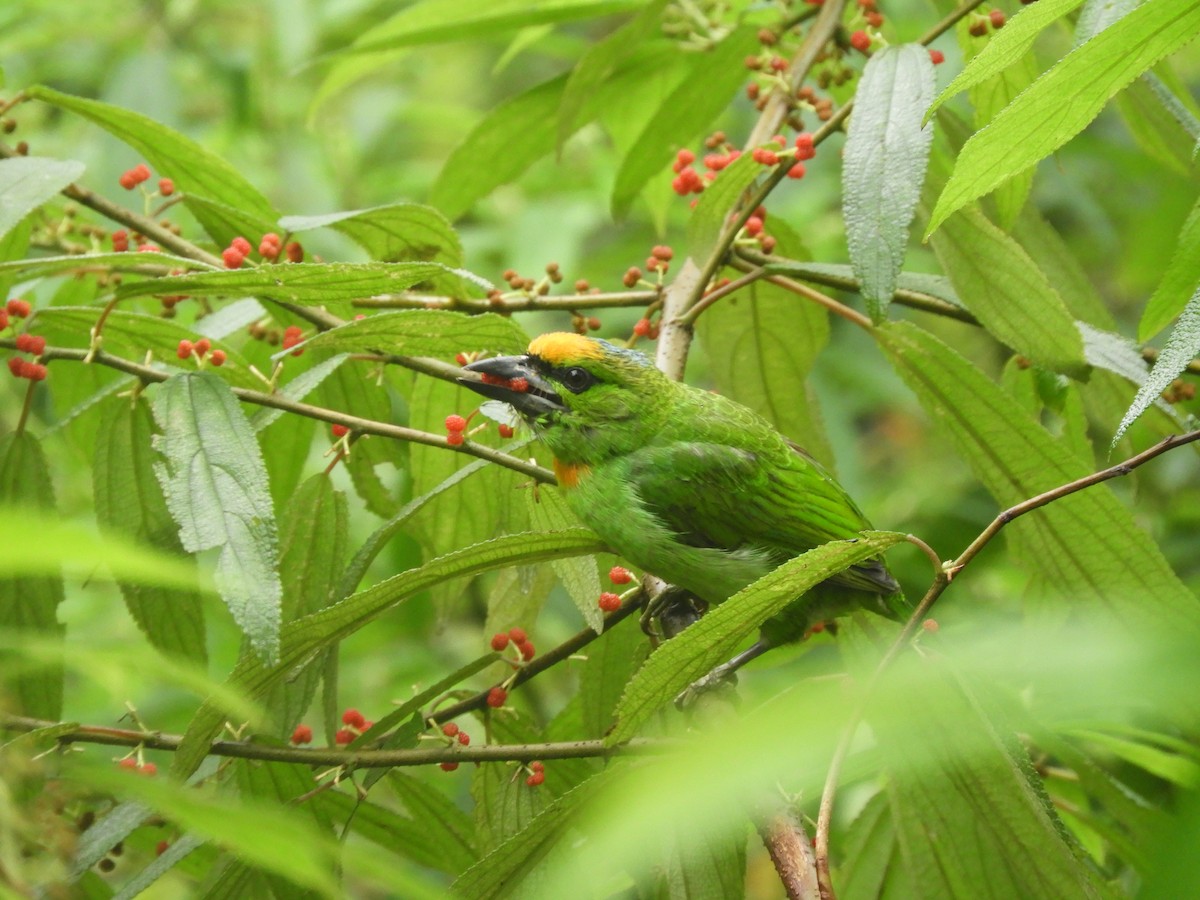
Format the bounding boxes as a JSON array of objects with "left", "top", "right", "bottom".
[
  {"left": 794, "top": 133, "right": 815, "bottom": 160},
  {"left": 222, "top": 247, "right": 244, "bottom": 269},
  {"left": 342, "top": 708, "right": 366, "bottom": 729},
  {"left": 598, "top": 592, "right": 621, "bottom": 612},
  {"left": 508, "top": 627, "right": 527, "bottom": 643},
  {"left": 486, "top": 686, "right": 507, "bottom": 708},
  {"left": 176, "top": 339, "right": 194, "bottom": 360},
  {"left": 447, "top": 432, "right": 464, "bottom": 447},
  {"left": 787, "top": 163, "right": 806, "bottom": 180},
  {"left": 285, "top": 241, "right": 304, "bottom": 263},
  {"left": 118, "top": 171, "right": 138, "bottom": 190},
  {"left": 0, "top": 310, "right": 8, "bottom": 331},
  {"left": 118, "top": 757, "right": 139, "bottom": 770},
  {"left": 132, "top": 163, "right": 151, "bottom": 183},
  {"left": 633, "top": 318, "right": 652, "bottom": 337},
  {"left": 745, "top": 216, "right": 764, "bottom": 237},
  {"left": 210, "top": 349, "right": 226, "bottom": 366},
  {"left": 490, "top": 632, "right": 510, "bottom": 651},
  {"left": 457, "top": 731, "right": 470, "bottom": 745},
  {"left": 7, "top": 358, "right": 26, "bottom": 378},
  {"left": 499, "top": 423, "right": 515, "bottom": 438},
  {"left": 922, "top": 618, "right": 940, "bottom": 634},
  {"left": 291, "top": 724, "right": 313, "bottom": 744},
  {"left": 850, "top": 30, "right": 871, "bottom": 52},
  {"left": 194, "top": 338, "right": 211, "bottom": 357},
  {"left": 609, "top": 566, "right": 632, "bottom": 584},
  {"left": 140, "top": 762, "right": 158, "bottom": 776},
  {"left": 158, "top": 178, "right": 175, "bottom": 196},
  {"left": 231, "top": 236, "right": 252, "bottom": 256},
  {"left": 27, "top": 363, "right": 47, "bottom": 382},
  {"left": 445, "top": 414, "right": 467, "bottom": 433},
  {"left": 331, "top": 423, "right": 350, "bottom": 438},
  {"left": 989, "top": 9, "right": 1005, "bottom": 27},
  {"left": 518, "top": 640, "right": 536, "bottom": 661},
  {"left": 335, "top": 729, "right": 354, "bottom": 745},
  {"left": 440, "top": 761, "right": 459, "bottom": 772},
  {"left": 929, "top": 49, "right": 945, "bottom": 64},
  {"left": 441, "top": 722, "right": 460, "bottom": 737},
  {"left": 7, "top": 299, "right": 31, "bottom": 318}
]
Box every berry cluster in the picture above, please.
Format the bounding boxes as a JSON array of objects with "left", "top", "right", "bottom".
[
  {"left": 117, "top": 163, "right": 152, "bottom": 191},
  {"left": 445, "top": 413, "right": 469, "bottom": 446},
  {"left": 490, "top": 626, "right": 535, "bottom": 662},
  {"left": 435, "top": 720, "right": 474, "bottom": 771},
  {"left": 598, "top": 566, "right": 635, "bottom": 611},
  {"left": 334, "top": 707, "right": 375, "bottom": 745},
  {"left": 176, "top": 338, "right": 225, "bottom": 367},
  {"left": 222, "top": 233, "right": 302, "bottom": 269},
  {"left": 968, "top": 9, "right": 1006, "bottom": 36},
  {"left": 280, "top": 324, "right": 305, "bottom": 356},
  {"left": 116, "top": 757, "right": 157, "bottom": 776},
  {"left": 4, "top": 299, "right": 48, "bottom": 381},
  {"left": 741, "top": 204, "right": 778, "bottom": 254},
  {"left": 525, "top": 760, "right": 545, "bottom": 787}
]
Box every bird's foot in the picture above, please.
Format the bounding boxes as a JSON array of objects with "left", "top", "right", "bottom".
[{"left": 674, "top": 663, "right": 741, "bottom": 710}]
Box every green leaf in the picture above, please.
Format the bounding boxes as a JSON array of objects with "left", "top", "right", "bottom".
[
  {"left": 1114, "top": 285, "right": 1200, "bottom": 443},
  {"left": 1011, "top": 205, "right": 1115, "bottom": 329},
  {"left": 28, "top": 86, "right": 279, "bottom": 246},
  {"left": 1072, "top": 728, "right": 1200, "bottom": 787},
  {"left": 926, "top": 0, "right": 1087, "bottom": 123},
  {"left": 0, "top": 251, "right": 209, "bottom": 281},
  {"left": 611, "top": 26, "right": 759, "bottom": 218},
  {"left": 261, "top": 474, "right": 348, "bottom": 737},
  {"left": 557, "top": 0, "right": 670, "bottom": 148},
  {"left": 877, "top": 321, "right": 1200, "bottom": 633},
  {"left": 431, "top": 75, "right": 568, "bottom": 222},
  {"left": 1139, "top": 195, "right": 1200, "bottom": 340},
  {"left": 527, "top": 482, "right": 603, "bottom": 632},
  {"left": 608, "top": 533, "right": 907, "bottom": 745},
  {"left": 0, "top": 435, "right": 64, "bottom": 718},
  {"left": 115, "top": 261, "right": 466, "bottom": 304},
  {"left": 686, "top": 151, "right": 762, "bottom": 263},
  {"left": 1116, "top": 73, "right": 1200, "bottom": 175},
  {"left": 280, "top": 203, "right": 462, "bottom": 271},
  {"left": 347, "top": 0, "right": 642, "bottom": 53},
  {"left": 0, "top": 217, "right": 32, "bottom": 300},
  {"left": 171, "top": 528, "right": 606, "bottom": 778},
  {"left": 152, "top": 373, "right": 283, "bottom": 663},
  {"left": 299, "top": 309, "right": 526, "bottom": 358},
  {"left": 387, "top": 771, "right": 479, "bottom": 872},
  {"left": 928, "top": 203, "right": 1087, "bottom": 376},
  {"left": 249, "top": 354, "right": 348, "bottom": 433},
  {"left": 843, "top": 45, "right": 936, "bottom": 321},
  {"left": 1075, "top": 0, "right": 1139, "bottom": 42},
  {"left": 839, "top": 793, "right": 909, "bottom": 899},
  {"left": 473, "top": 712, "right": 550, "bottom": 851},
  {"left": 94, "top": 398, "right": 206, "bottom": 663},
  {"left": 580, "top": 615, "right": 649, "bottom": 738},
  {"left": 659, "top": 820, "right": 746, "bottom": 900},
  {"left": 763, "top": 260, "right": 963, "bottom": 309},
  {"left": 0, "top": 156, "right": 85, "bottom": 240},
  {"left": 927, "top": 0, "right": 1200, "bottom": 234},
  {"left": 313, "top": 364, "right": 404, "bottom": 518}
]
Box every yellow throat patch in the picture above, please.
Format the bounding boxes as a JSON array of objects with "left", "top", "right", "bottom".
[{"left": 527, "top": 332, "right": 604, "bottom": 366}]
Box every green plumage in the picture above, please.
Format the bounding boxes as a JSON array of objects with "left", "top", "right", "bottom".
[{"left": 462, "top": 334, "right": 899, "bottom": 645}]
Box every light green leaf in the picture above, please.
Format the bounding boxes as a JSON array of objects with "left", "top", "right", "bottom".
[
  {"left": 580, "top": 615, "right": 649, "bottom": 739},
  {"left": 346, "top": 0, "right": 642, "bottom": 54},
  {"left": 249, "top": 354, "right": 349, "bottom": 433},
  {"left": 1075, "top": 0, "right": 1140, "bottom": 43},
  {"left": 926, "top": 0, "right": 1200, "bottom": 234},
  {"left": 298, "top": 309, "right": 526, "bottom": 358},
  {"left": 1116, "top": 73, "right": 1200, "bottom": 175},
  {"left": 0, "top": 156, "right": 85, "bottom": 240},
  {"left": 686, "top": 151, "right": 762, "bottom": 264},
  {"left": 611, "top": 26, "right": 759, "bottom": 218},
  {"left": 0, "top": 435, "right": 64, "bottom": 718},
  {"left": 94, "top": 398, "right": 206, "bottom": 663},
  {"left": 877, "top": 320, "right": 1200, "bottom": 634},
  {"left": 279, "top": 203, "right": 462, "bottom": 269},
  {"left": 153, "top": 373, "right": 282, "bottom": 663},
  {"left": 843, "top": 45, "right": 936, "bottom": 321},
  {"left": 28, "top": 85, "right": 279, "bottom": 246},
  {"left": 115, "top": 261, "right": 466, "bottom": 304},
  {"left": 1139, "top": 195, "right": 1200, "bottom": 340},
  {"left": 171, "top": 528, "right": 605, "bottom": 778},
  {"left": 527, "top": 483, "right": 603, "bottom": 632},
  {"left": 1114, "top": 285, "right": 1200, "bottom": 443},
  {"left": 608, "top": 533, "right": 907, "bottom": 745},
  {"left": 1072, "top": 728, "right": 1200, "bottom": 787},
  {"left": 926, "top": 0, "right": 1087, "bottom": 123},
  {"left": 0, "top": 251, "right": 208, "bottom": 280},
  {"left": 1011, "top": 205, "right": 1115, "bottom": 329},
  {"left": 928, "top": 203, "right": 1087, "bottom": 376}
]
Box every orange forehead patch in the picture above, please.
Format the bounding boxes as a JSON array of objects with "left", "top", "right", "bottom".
[{"left": 528, "top": 332, "right": 604, "bottom": 366}]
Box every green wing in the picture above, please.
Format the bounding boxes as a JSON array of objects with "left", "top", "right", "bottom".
[{"left": 623, "top": 440, "right": 897, "bottom": 594}]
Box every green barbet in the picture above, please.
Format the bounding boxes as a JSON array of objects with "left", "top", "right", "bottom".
[{"left": 461, "top": 333, "right": 900, "bottom": 676}]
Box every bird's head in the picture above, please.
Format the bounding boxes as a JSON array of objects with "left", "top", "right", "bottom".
[{"left": 458, "top": 333, "right": 670, "bottom": 461}]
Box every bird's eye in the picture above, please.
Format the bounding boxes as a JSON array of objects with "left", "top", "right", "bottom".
[{"left": 559, "top": 366, "right": 595, "bottom": 393}]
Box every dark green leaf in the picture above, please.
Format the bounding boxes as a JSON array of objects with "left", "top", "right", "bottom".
[
  {"left": 607, "top": 533, "right": 907, "bottom": 744},
  {"left": 473, "top": 710, "right": 550, "bottom": 851},
  {"left": 153, "top": 373, "right": 282, "bottom": 663},
  {"left": 1011, "top": 206, "right": 1115, "bottom": 329},
  {"left": 387, "top": 770, "right": 478, "bottom": 872},
  {"left": 94, "top": 398, "right": 206, "bottom": 663},
  {"left": 839, "top": 792, "right": 910, "bottom": 900},
  {"left": 686, "top": 151, "right": 762, "bottom": 263},
  {"left": 0, "top": 434, "right": 64, "bottom": 718},
  {"left": 1115, "top": 286, "right": 1200, "bottom": 443},
  {"left": 843, "top": 45, "right": 936, "bottom": 321},
  {"left": 347, "top": 0, "right": 642, "bottom": 54},
  {"left": 172, "top": 528, "right": 606, "bottom": 778},
  {"left": 526, "top": 481, "right": 603, "bottom": 631},
  {"left": 927, "top": 0, "right": 1200, "bottom": 233},
  {"left": 580, "top": 614, "right": 650, "bottom": 739},
  {"left": 611, "top": 26, "right": 759, "bottom": 218},
  {"left": 299, "top": 310, "right": 526, "bottom": 359},
  {"left": 0, "top": 156, "right": 85, "bottom": 240},
  {"left": 28, "top": 86, "right": 279, "bottom": 246}
]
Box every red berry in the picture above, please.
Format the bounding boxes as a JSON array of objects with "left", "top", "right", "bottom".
[
  {"left": 440, "top": 761, "right": 459, "bottom": 772},
  {"left": 231, "top": 236, "right": 252, "bottom": 257},
  {"left": 787, "top": 163, "right": 806, "bottom": 179},
  {"left": 989, "top": 9, "right": 1006, "bottom": 27},
  {"left": 525, "top": 771, "right": 545, "bottom": 787},
  {"left": 751, "top": 148, "right": 779, "bottom": 166},
  {"left": 285, "top": 241, "right": 304, "bottom": 263},
  {"left": 623, "top": 267, "right": 642, "bottom": 288},
  {"left": 7, "top": 357, "right": 26, "bottom": 378},
  {"left": 745, "top": 216, "right": 764, "bottom": 237},
  {"left": 260, "top": 232, "right": 281, "bottom": 248},
  {"left": 486, "top": 686, "right": 507, "bottom": 708},
  {"left": 291, "top": 724, "right": 313, "bottom": 744},
  {"left": 111, "top": 230, "right": 129, "bottom": 251},
  {"left": 672, "top": 148, "right": 695, "bottom": 173},
  {"left": 508, "top": 627, "right": 527, "bottom": 643},
  {"left": 651, "top": 245, "right": 673, "bottom": 261},
  {"left": 222, "top": 247, "right": 244, "bottom": 269},
  {"left": 132, "top": 163, "right": 151, "bottom": 183},
  {"left": 331, "top": 423, "right": 350, "bottom": 438},
  {"left": 760, "top": 235, "right": 778, "bottom": 253},
  {"left": 922, "top": 618, "right": 940, "bottom": 634},
  {"left": 176, "top": 339, "right": 194, "bottom": 360},
  {"left": 342, "top": 708, "right": 366, "bottom": 728},
  {"left": 447, "top": 432, "right": 464, "bottom": 447},
  {"left": 498, "top": 423, "right": 515, "bottom": 438},
  {"left": 441, "top": 722, "right": 460, "bottom": 737},
  {"left": 457, "top": 731, "right": 470, "bottom": 745},
  {"left": 118, "top": 171, "right": 138, "bottom": 190},
  {"left": 156, "top": 840, "right": 170, "bottom": 856},
  {"left": 490, "top": 632, "right": 510, "bottom": 651},
  {"left": 929, "top": 49, "right": 945, "bottom": 65},
  {"left": 158, "top": 178, "right": 175, "bottom": 196},
  {"left": 26, "top": 363, "right": 47, "bottom": 382},
  {"left": 15, "top": 334, "right": 45, "bottom": 355},
  {"left": 140, "top": 762, "right": 158, "bottom": 776},
  {"left": 335, "top": 728, "right": 354, "bottom": 745},
  {"left": 210, "top": 349, "right": 226, "bottom": 366},
  {"left": 866, "top": 11, "right": 884, "bottom": 26},
  {"left": 769, "top": 56, "right": 788, "bottom": 72},
  {"left": 633, "top": 318, "right": 652, "bottom": 337},
  {"left": 259, "top": 239, "right": 280, "bottom": 259},
  {"left": 6, "top": 299, "right": 31, "bottom": 318},
  {"left": 531, "top": 760, "right": 544, "bottom": 772},
  {"left": 0, "top": 310, "right": 8, "bottom": 330},
  {"left": 598, "top": 592, "right": 621, "bottom": 612},
  {"left": 850, "top": 30, "right": 871, "bottom": 52},
  {"left": 118, "top": 757, "right": 139, "bottom": 770},
  {"left": 794, "top": 133, "right": 815, "bottom": 160},
  {"left": 138, "top": 243, "right": 161, "bottom": 253},
  {"left": 194, "top": 338, "right": 211, "bottom": 357},
  {"left": 445, "top": 414, "right": 467, "bottom": 433},
  {"left": 518, "top": 640, "right": 535, "bottom": 661},
  {"left": 455, "top": 352, "right": 469, "bottom": 365},
  {"left": 609, "top": 566, "right": 632, "bottom": 584},
  {"left": 281, "top": 325, "right": 304, "bottom": 350},
  {"left": 968, "top": 20, "right": 987, "bottom": 36}
]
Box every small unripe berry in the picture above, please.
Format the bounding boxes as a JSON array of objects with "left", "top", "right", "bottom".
[
  {"left": 622, "top": 267, "right": 642, "bottom": 288},
  {"left": 291, "top": 724, "right": 313, "bottom": 744},
  {"left": 760, "top": 235, "right": 778, "bottom": 253},
  {"left": 586, "top": 317, "right": 601, "bottom": 331},
  {"left": 989, "top": 9, "right": 1005, "bottom": 27},
  {"left": 491, "top": 632, "right": 511, "bottom": 651},
  {"left": 598, "top": 592, "right": 621, "bottom": 612},
  {"left": 285, "top": 241, "right": 304, "bottom": 263},
  {"left": 486, "top": 686, "right": 507, "bottom": 708}
]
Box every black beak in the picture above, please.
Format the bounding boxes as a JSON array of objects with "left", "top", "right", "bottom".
[{"left": 458, "top": 355, "right": 565, "bottom": 417}]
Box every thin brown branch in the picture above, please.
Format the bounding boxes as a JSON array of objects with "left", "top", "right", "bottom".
[
  {"left": 813, "top": 426, "right": 1200, "bottom": 897},
  {"left": 352, "top": 289, "right": 658, "bottom": 312},
  {"left": 0, "top": 713, "right": 672, "bottom": 767},
  {"left": 0, "top": 340, "right": 555, "bottom": 483},
  {"left": 675, "top": 267, "right": 766, "bottom": 327},
  {"left": 728, "top": 257, "right": 871, "bottom": 329}
]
